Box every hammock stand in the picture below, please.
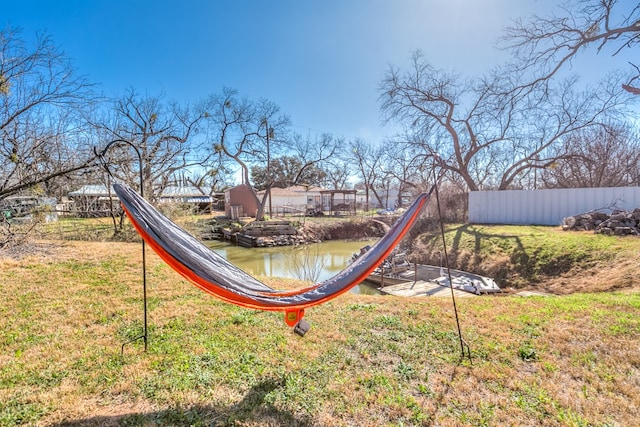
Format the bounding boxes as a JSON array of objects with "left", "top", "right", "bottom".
[{"left": 96, "top": 142, "right": 470, "bottom": 361}]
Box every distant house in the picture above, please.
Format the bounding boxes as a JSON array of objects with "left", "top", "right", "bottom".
[
  {"left": 225, "top": 185, "right": 365, "bottom": 218},
  {"left": 355, "top": 190, "right": 383, "bottom": 210},
  {"left": 158, "top": 186, "right": 220, "bottom": 213},
  {"left": 68, "top": 185, "right": 118, "bottom": 217},
  {"left": 257, "top": 185, "right": 328, "bottom": 215},
  {"left": 0, "top": 195, "right": 58, "bottom": 223},
  {"left": 159, "top": 186, "right": 208, "bottom": 203},
  {"left": 225, "top": 184, "right": 258, "bottom": 219},
  {"left": 69, "top": 184, "right": 219, "bottom": 217}
]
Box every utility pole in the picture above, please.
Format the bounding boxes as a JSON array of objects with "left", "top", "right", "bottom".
[{"left": 263, "top": 119, "right": 275, "bottom": 218}]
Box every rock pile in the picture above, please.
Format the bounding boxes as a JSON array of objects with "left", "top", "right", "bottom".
[
  {"left": 562, "top": 209, "right": 640, "bottom": 235},
  {"left": 236, "top": 220, "right": 303, "bottom": 247},
  {"left": 251, "top": 234, "right": 313, "bottom": 247},
  {"left": 197, "top": 217, "right": 389, "bottom": 247}
]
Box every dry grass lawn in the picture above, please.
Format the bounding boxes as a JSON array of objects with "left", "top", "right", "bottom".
[{"left": 0, "top": 239, "right": 639, "bottom": 426}]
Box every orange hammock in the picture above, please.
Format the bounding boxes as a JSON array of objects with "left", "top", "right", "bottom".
[{"left": 113, "top": 183, "right": 431, "bottom": 328}]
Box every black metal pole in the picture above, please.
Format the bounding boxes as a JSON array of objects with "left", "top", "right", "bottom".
[
  {"left": 97, "top": 139, "right": 148, "bottom": 353},
  {"left": 431, "top": 163, "right": 471, "bottom": 363}
]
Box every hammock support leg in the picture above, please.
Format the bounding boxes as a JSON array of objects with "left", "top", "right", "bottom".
[
  {"left": 432, "top": 161, "right": 472, "bottom": 363},
  {"left": 96, "top": 139, "right": 149, "bottom": 354}
]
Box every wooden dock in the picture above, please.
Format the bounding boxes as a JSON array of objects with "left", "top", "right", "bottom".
[{"left": 376, "top": 280, "right": 477, "bottom": 298}]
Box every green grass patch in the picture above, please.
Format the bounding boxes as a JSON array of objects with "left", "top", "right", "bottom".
[{"left": 414, "top": 224, "right": 640, "bottom": 288}]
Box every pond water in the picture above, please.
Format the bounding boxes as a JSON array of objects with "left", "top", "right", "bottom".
[{"left": 206, "top": 239, "right": 382, "bottom": 295}]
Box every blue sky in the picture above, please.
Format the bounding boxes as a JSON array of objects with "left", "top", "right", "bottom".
[{"left": 3, "top": 0, "right": 633, "bottom": 143}]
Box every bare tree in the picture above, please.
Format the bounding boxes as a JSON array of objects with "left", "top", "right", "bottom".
[
  {"left": 379, "top": 50, "right": 633, "bottom": 191},
  {"left": 0, "top": 26, "right": 98, "bottom": 201},
  {"left": 501, "top": 0, "right": 640, "bottom": 94},
  {"left": 251, "top": 132, "right": 340, "bottom": 190},
  {"left": 251, "top": 155, "right": 327, "bottom": 189},
  {"left": 290, "top": 132, "right": 341, "bottom": 186},
  {"left": 540, "top": 122, "right": 640, "bottom": 188},
  {"left": 379, "top": 140, "right": 431, "bottom": 207},
  {"left": 323, "top": 157, "right": 352, "bottom": 190},
  {"left": 346, "top": 138, "right": 385, "bottom": 208},
  {"left": 94, "top": 88, "right": 208, "bottom": 201},
  {"left": 203, "top": 88, "right": 290, "bottom": 220},
  {"left": 186, "top": 152, "right": 235, "bottom": 196}
]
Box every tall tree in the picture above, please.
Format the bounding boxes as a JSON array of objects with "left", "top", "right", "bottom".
[
  {"left": 323, "top": 157, "right": 352, "bottom": 190},
  {"left": 203, "top": 88, "right": 290, "bottom": 220},
  {"left": 379, "top": 139, "right": 431, "bottom": 207},
  {"left": 379, "top": 50, "right": 633, "bottom": 191},
  {"left": 289, "top": 132, "right": 341, "bottom": 187},
  {"left": 185, "top": 152, "right": 235, "bottom": 195},
  {"left": 0, "top": 27, "right": 98, "bottom": 201}
]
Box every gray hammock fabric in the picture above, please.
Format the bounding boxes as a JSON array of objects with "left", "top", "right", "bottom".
[{"left": 113, "top": 183, "right": 430, "bottom": 311}]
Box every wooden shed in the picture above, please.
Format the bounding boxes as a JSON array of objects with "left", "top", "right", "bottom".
[{"left": 225, "top": 184, "right": 258, "bottom": 219}]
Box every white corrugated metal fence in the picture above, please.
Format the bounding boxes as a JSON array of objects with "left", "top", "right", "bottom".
[{"left": 468, "top": 187, "right": 640, "bottom": 225}]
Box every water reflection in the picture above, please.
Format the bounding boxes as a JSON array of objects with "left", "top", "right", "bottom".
[{"left": 206, "top": 239, "right": 382, "bottom": 295}]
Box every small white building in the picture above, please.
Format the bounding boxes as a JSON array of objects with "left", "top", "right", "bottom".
[
  {"left": 355, "top": 187, "right": 403, "bottom": 210},
  {"left": 258, "top": 186, "right": 328, "bottom": 215}
]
